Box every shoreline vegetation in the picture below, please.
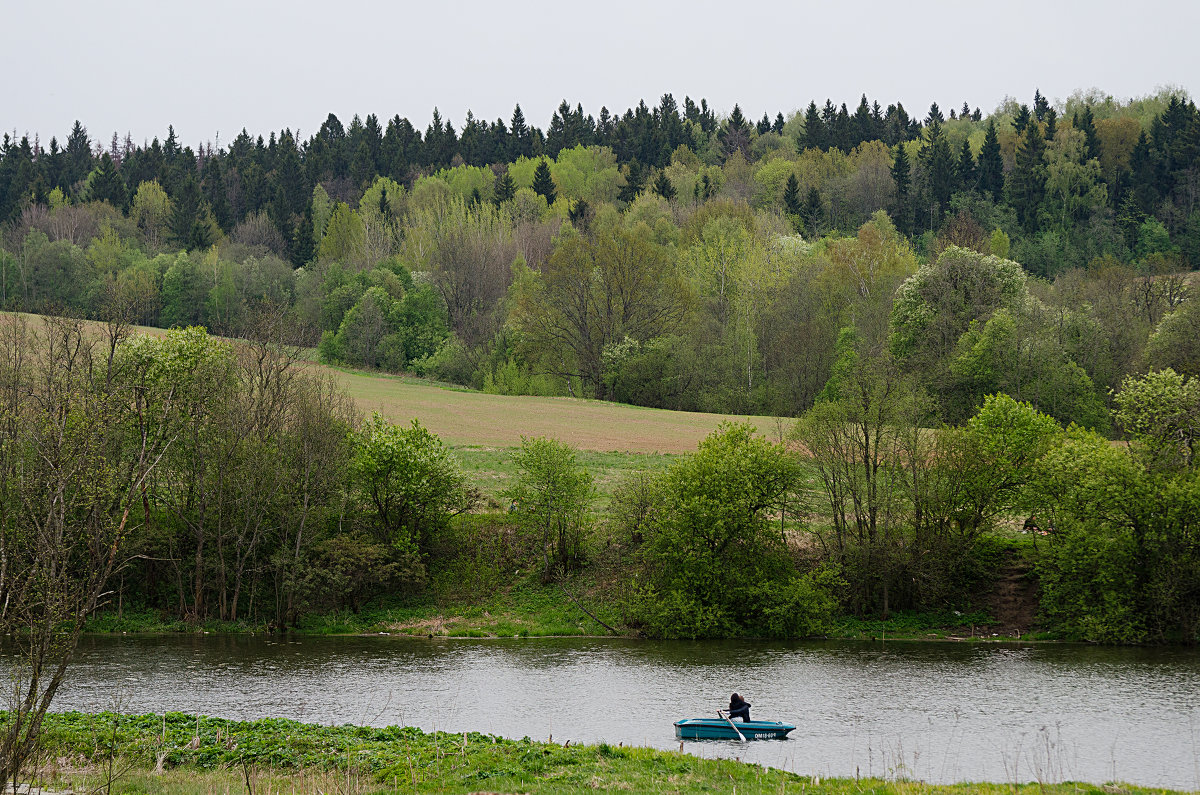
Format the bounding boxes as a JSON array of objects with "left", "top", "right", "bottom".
[
  {"left": 19, "top": 711, "right": 1186, "bottom": 795},
  {"left": 84, "top": 601, "right": 1018, "bottom": 644}
]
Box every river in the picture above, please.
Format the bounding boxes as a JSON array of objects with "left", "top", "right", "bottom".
[{"left": 41, "top": 635, "right": 1200, "bottom": 789}]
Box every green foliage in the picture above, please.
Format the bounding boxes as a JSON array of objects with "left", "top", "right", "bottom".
[
  {"left": 1146, "top": 301, "right": 1200, "bottom": 377},
  {"left": 504, "top": 437, "right": 594, "bottom": 579},
  {"left": 1113, "top": 369, "right": 1200, "bottom": 471},
  {"left": 950, "top": 307, "right": 1109, "bottom": 429},
  {"left": 348, "top": 413, "right": 477, "bottom": 561},
  {"left": 21, "top": 710, "right": 1028, "bottom": 795},
  {"left": 1031, "top": 411, "right": 1200, "bottom": 643},
  {"left": 318, "top": 202, "right": 366, "bottom": 264},
  {"left": 630, "top": 422, "right": 835, "bottom": 638}
]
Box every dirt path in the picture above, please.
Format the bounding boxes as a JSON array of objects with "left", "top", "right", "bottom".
[{"left": 986, "top": 551, "right": 1039, "bottom": 635}]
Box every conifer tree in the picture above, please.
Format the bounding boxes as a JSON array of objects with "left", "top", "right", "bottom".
[
  {"left": 1078, "top": 105, "right": 1102, "bottom": 164},
  {"left": 891, "top": 144, "right": 912, "bottom": 234},
  {"left": 802, "top": 187, "right": 824, "bottom": 237},
  {"left": 201, "top": 157, "right": 231, "bottom": 230},
  {"left": 64, "top": 120, "right": 93, "bottom": 192},
  {"left": 1013, "top": 104, "right": 1032, "bottom": 134},
  {"left": 920, "top": 118, "right": 956, "bottom": 217},
  {"left": 783, "top": 172, "right": 802, "bottom": 216},
  {"left": 832, "top": 103, "right": 851, "bottom": 151},
  {"left": 957, "top": 138, "right": 977, "bottom": 191},
  {"left": 1033, "top": 89, "right": 1050, "bottom": 122},
  {"left": 620, "top": 159, "right": 645, "bottom": 202},
  {"left": 978, "top": 119, "right": 1005, "bottom": 198},
  {"left": 510, "top": 104, "right": 531, "bottom": 159},
  {"left": 652, "top": 172, "right": 676, "bottom": 201},
  {"left": 1129, "top": 130, "right": 1159, "bottom": 214},
  {"left": 493, "top": 171, "right": 516, "bottom": 205},
  {"left": 170, "top": 172, "right": 202, "bottom": 248},
  {"left": 802, "top": 101, "right": 825, "bottom": 150},
  {"left": 721, "top": 104, "right": 751, "bottom": 159},
  {"left": 852, "top": 95, "right": 874, "bottom": 148},
  {"left": 1044, "top": 108, "right": 1058, "bottom": 142},
  {"left": 773, "top": 113, "right": 786, "bottom": 135},
  {"left": 568, "top": 198, "right": 590, "bottom": 231},
  {"left": 90, "top": 153, "right": 127, "bottom": 208},
  {"left": 1009, "top": 118, "right": 1048, "bottom": 231},
  {"left": 292, "top": 199, "right": 316, "bottom": 267},
  {"left": 532, "top": 158, "right": 556, "bottom": 204}
]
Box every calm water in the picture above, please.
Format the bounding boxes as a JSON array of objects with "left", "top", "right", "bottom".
[{"left": 34, "top": 635, "right": 1200, "bottom": 788}]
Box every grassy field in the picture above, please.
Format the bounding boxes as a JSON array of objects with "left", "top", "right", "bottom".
[
  {"left": 26, "top": 711, "right": 1186, "bottom": 795},
  {"left": 6, "top": 311, "right": 790, "bottom": 455},
  {"left": 324, "top": 363, "right": 789, "bottom": 454}
]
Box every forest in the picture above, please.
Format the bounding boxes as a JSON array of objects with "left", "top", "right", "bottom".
[
  {"left": 0, "top": 88, "right": 1197, "bottom": 422},
  {"left": 0, "top": 88, "right": 1198, "bottom": 649}
]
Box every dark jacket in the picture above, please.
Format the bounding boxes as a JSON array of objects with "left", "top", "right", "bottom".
[{"left": 727, "top": 695, "right": 751, "bottom": 722}]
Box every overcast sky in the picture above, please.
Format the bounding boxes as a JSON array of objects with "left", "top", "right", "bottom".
[{"left": 4, "top": 0, "right": 1197, "bottom": 148}]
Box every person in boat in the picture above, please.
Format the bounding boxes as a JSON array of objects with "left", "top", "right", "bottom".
[{"left": 726, "top": 692, "right": 751, "bottom": 722}]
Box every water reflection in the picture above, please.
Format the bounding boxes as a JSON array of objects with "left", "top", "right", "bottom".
[{"left": 14, "top": 635, "right": 1199, "bottom": 788}]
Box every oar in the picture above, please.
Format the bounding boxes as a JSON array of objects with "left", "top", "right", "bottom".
[{"left": 717, "top": 709, "right": 747, "bottom": 743}]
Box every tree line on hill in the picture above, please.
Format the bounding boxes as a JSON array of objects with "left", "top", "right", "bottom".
[{"left": 1, "top": 89, "right": 1198, "bottom": 429}]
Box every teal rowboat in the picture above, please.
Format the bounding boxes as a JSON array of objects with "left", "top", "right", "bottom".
[{"left": 674, "top": 718, "right": 796, "bottom": 740}]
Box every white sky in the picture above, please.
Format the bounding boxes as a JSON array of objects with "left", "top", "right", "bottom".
[{"left": 4, "top": 0, "right": 1197, "bottom": 148}]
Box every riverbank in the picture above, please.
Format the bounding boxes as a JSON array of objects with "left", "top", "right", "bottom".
[
  {"left": 83, "top": 593, "right": 1040, "bottom": 644},
  {"left": 23, "top": 711, "right": 1184, "bottom": 794}
]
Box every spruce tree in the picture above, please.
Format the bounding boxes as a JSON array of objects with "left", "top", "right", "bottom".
[
  {"left": 90, "top": 153, "right": 127, "bottom": 208},
  {"left": 568, "top": 198, "right": 590, "bottom": 231},
  {"left": 722, "top": 104, "right": 751, "bottom": 158},
  {"left": 957, "top": 138, "right": 977, "bottom": 191},
  {"left": 802, "top": 187, "right": 824, "bottom": 237},
  {"left": 852, "top": 95, "right": 873, "bottom": 148},
  {"left": 532, "top": 158, "right": 556, "bottom": 204},
  {"left": 1013, "top": 104, "right": 1032, "bottom": 134},
  {"left": 1044, "top": 108, "right": 1058, "bottom": 142},
  {"left": 1033, "top": 89, "right": 1050, "bottom": 122},
  {"left": 1079, "top": 106, "right": 1102, "bottom": 163},
  {"left": 783, "top": 172, "right": 802, "bottom": 216},
  {"left": 891, "top": 144, "right": 912, "bottom": 234},
  {"left": 201, "top": 157, "right": 231, "bottom": 230},
  {"left": 920, "top": 118, "right": 956, "bottom": 216},
  {"left": 652, "top": 172, "right": 677, "bottom": 201},
  {"left": 64, "top": 120, "right": 93, "bottom": 190},
  {"left": 978, "top": 119, "right": 1005, "bottom": 198},
  {"left": 802, "top": 101, "right": 825, "bottom": 150},
  {"left": 1009, "top": 119, "right": 1048, "bottom": 231},
  {"left": 1129, "top": 130, "right": 1159, "bottom": 214},
  {"left": 620, "top": 159, "right": 645, "bottom": 202},
  {"left": 510, "top": 104, "right": 530, "bottom": 159},
  {"left": 773, "top": 113, "right": 786, "bottom": 135},
  {"left": 493, "top": 171, "right": 516, "bottom": 205},
  {"left": 170, "top": 173, "right": 202, "bottom": 248},
  {"left": 832, "top": 103, "right": 851, "bottom": 151},
  {"left": 292, "top": 200, "right": 316, "bottom": 267}
]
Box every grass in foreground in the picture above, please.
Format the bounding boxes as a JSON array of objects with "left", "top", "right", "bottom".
[{"left": 24, "top": 711, "right": 1185, "bottom": 795}]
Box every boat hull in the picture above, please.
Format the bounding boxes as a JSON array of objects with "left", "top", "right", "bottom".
[{"left": 673, "top": 718, "right": 795, "bottom": 740}]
